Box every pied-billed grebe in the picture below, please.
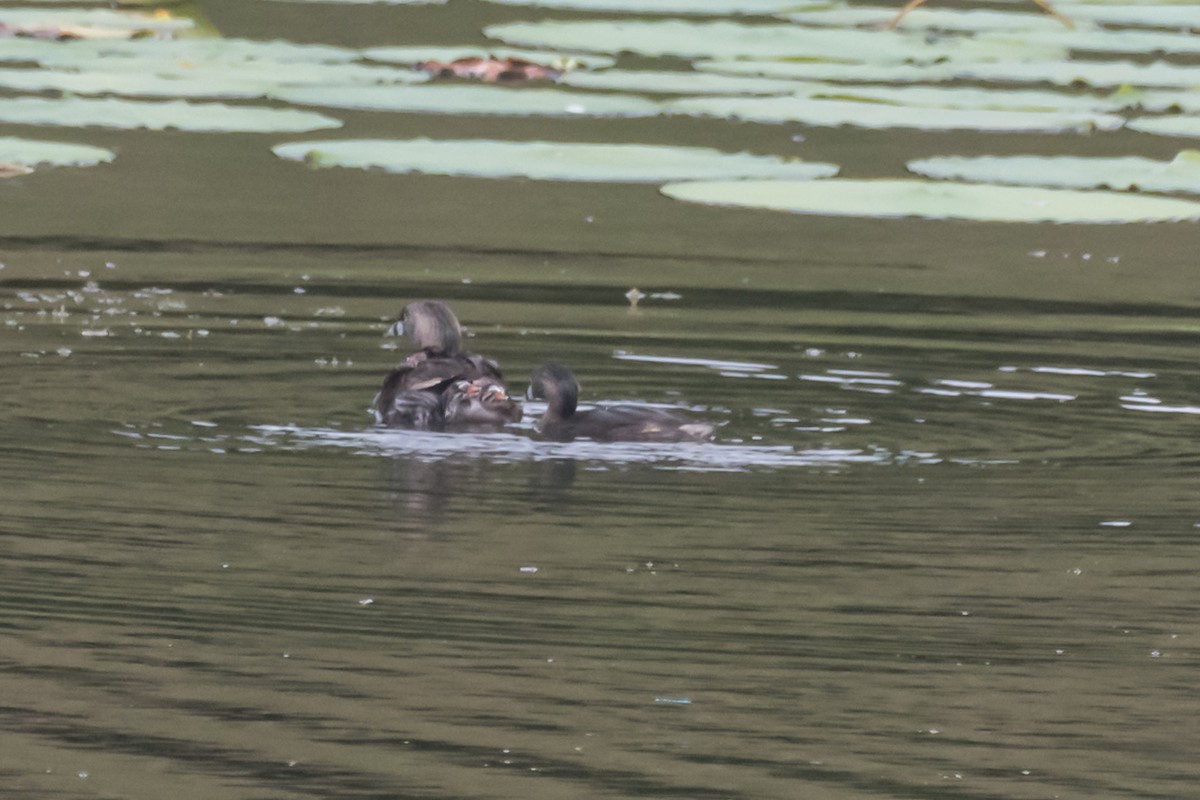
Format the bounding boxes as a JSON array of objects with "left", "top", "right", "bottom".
[
  {"left": 373, "top": 300, "right": 519, "bottom": 428},
  {"left": 528, "top": 363, "right": 715, "bottom": 443}
]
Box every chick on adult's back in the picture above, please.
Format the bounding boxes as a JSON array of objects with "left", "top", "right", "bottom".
[
  {"left": 373, "top": 300, "right": 516, "bottom": 428},
  {"left": 442, "top": 377, "right": 522, "bottom": 427},
  {"left": 528, "top": 363, "right": 714, "bottom": 443}
]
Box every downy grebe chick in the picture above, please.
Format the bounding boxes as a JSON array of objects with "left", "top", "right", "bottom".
[
  {"left": 373, "top": 300, "right": 515, "bottom": 428},
  {"left": 528, "top": 363, "right": 715, "bottom": 443},
  {"left": 442, "top": 377, "right": 522, "bottom": 426}
]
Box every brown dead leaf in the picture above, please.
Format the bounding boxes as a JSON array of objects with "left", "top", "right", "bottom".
[
  {"left": 0, "top": 163, "right": 35, "bottom": 179},
  {"left": 415, "top": 56, "right": 563, "bottom": 83}
]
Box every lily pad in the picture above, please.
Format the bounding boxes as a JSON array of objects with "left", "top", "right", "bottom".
[
  {"left": 668, "top": 95, "right": 1123, "bottom": 133},
  {"left": 791, "top": 81, "right": 1127, "bottom": 113},
  {"left": 0, "top": 61, "right": 428, "bottom": 99},
  {"left": 0, "top": 36, "right": 362, "bottom": 69},
  {"left": 951, "top": 59, "right": 1200, "bottom": 90},
  {"left": 908, "top": 151, "right": 1200, "bottom": 194},
  {"left": 699, "top": 56, "right": 1200, "bottom": 90},
  {"left": 0, "top": 96, "right": 342, "bottom": 132},
  {"left": 659, "top": 178, "right": 1200, "bottom": 222},
  {"left": 979, "top": 26, "right": 1200, "bottom": 57},
  {"left": 697, "top": 58, "right": 957, "bottom": 84},
  {"left": 1125, "top": 89, "right": 1200, "bottom": 114},
  {"left": 0, "top": 135, "right": 115, "bottom": 168},
  {"left": 560, "top": 69, "right": 803, "bottom": 95},
  {"left": 786, "top": 5, "right": 1078, "bottom": 31},
  {"left": 484, "top": 19, "right": 1066, "bottom": 64},
  {"left": 364, "top": 45, "right": 615, "bottom": 71},
  {"left": 0, "top": 7, "right": 192, "bottom": 37},
  {"left": 1057, "top": 3, "right": 1200, "bottom": 29},
  {"left": 273, "top": 84, "right": 660, "bottom": 118},
  {"left": 785, "top": 3, "right": 1200, "bottom": 42},
  {"left": 0, "top": 7, "right": 173, "bottom": 23},
  {"left": 1127, "top": 116, "right": 1200, "bottom": 139},
  {"left": 272, "top": 137, "right": 839, "bottom": 182},
  {"left": 480, "top": 0, "right": 806, "bottom": 13}
]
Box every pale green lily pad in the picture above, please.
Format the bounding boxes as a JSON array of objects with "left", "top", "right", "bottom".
[
  {"left": 0, "top": 35, "right": 426, "bottom": 101},
  {"left": 1127, "top": 116, "right": 1200, "bottom": 139},
  {"left": 1058, "top": 3, "right": 1200, "bottom": 29},
  {"left": 0, "top": 136, "right": 115, "bottom": 168},
  {"left": 1070, "top": 0, "right": 1200, "bottom": 5},
  {"left": 0, "top": 62, "right": 427, "bottom": 99},
  {"left": 0, "top": 36, "right": 362, "bottom": 69},
  {"left": 805, "top": 4, "right": 1200, "bottom": 47},
  {"left": 786, "top": 5, "right": 1079, "bottom": 31},
  {"left": 480, "top": 0, "right": 806, "bottom": 13},
  {"left": 952, "top": 59, "right": 1200, "bottom": 90},
  {"left": 273, "top": 137, "right": 839, "bottom": 183},
  {"left": 1126, "top": 89, "right": 1200, "bottom": 114},
  {"left": 560, "top": 69, "right": 802, "bottom": 95},
  {"left": 0, "top": 7, "right": 192, "bottom": 34},
  {"left": 698, "top": 57, "right": 1200, "bottom": 90},
  {"left": 668, "top": 95, "right": 1123, "bottom": 133},
  {"left": 0, "top": 96, "right": 342, "bottom": 132},
  {"left": 908, "top": 152, "right": 1200, "bottom": 194},
  {"left": 484, "top": 19, "right": 1066, "bottom": 64},
  {"left": 155, "top": 60, "right": 428, "bottom": 88},
  {"left": 273, "top": 84, "right": 660, "bottom": 118},
  {"left": 363, "top": 45, "right": 615, "bottom": 70},
  {"left": 793, "top": 81, "right": 1127, "bottom": 113},
  {"left": 979, "top": 27, "right": 1200, "bottom": 57},
  {"left": 697, "top": 58, "right": 957, "bottom": 83},
  {"left": 660, "top": 178, "right": 1200, "bottom": 222}
]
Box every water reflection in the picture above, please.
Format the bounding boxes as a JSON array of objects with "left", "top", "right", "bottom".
[{"left": 376, "top": 451, "right": 579, "bottom": 528}]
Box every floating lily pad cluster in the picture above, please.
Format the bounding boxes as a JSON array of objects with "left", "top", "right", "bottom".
[
  {"left": 473, "top": 2, "right": 1200, "bottom": 221},
  {"left": 4, "top": 0, "right": 1200, "bottom": 222}
]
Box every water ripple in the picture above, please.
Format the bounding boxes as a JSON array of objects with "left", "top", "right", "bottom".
[{"left": 243, "top": 424, "right": 940, "bottom": 471}]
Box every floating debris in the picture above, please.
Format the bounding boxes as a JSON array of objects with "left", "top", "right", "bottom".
[{"left": 416, "top": 56, "right": 563, "bottom": 83}]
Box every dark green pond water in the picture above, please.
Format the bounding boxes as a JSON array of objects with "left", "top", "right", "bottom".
[{"left": 4, "top": 1, "right": 1200, "bottom": 798}]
